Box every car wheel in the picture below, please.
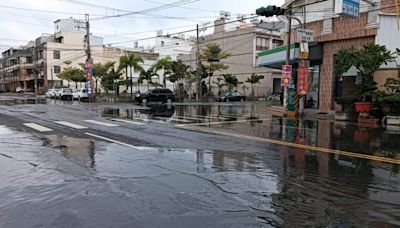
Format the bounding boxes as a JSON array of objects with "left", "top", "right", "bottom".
[
  {"left": 166, "top": 98, "right": 172, "bottom": 104},
  {"left": 240, "top": 98, "right": 244, "bottom": 102},
  {"left": 142, "top": 98, "right": 147, "bottom": 104},
  {"left": 226, "top": 99, "right": 229, "bottom": 102}
]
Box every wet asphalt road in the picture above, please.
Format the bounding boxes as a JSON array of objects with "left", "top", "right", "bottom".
[{"left": 0, "top": 97, "right": 399, "bottom": 227}]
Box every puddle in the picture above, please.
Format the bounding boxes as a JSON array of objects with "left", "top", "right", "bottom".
[
  {"left": 0, "top": 128, "right": 399, "bottom": 227},
  {"left": 0, "top": 98, "right": 46, "bottom": 106}
]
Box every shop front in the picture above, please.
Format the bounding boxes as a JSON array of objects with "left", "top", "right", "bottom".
[{"left": 258, "top": 43, "right": 323, "bottom": 110}]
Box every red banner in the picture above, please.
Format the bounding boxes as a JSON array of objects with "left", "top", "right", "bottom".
[{"left": 297, "top": 67, "right": 309, "bottom": 95}]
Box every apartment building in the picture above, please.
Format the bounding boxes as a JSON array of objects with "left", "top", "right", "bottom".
[
  {"left": 180, "top": 17, "right": 285, "bottom": 97},
  {"left": 258, "top": 0, "right": 400, "bottom": 111},
  {"left": 0, "top": 18, "right": 159, "bottom": 93},
  {"left": 0, "top": 43, "right": 35, "bottom": 92}
]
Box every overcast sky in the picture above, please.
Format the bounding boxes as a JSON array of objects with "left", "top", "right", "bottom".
[{"left": 0, "top": 0, "right": 284, "bottom": 50}]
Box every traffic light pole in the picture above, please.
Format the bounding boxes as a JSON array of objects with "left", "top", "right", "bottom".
[{"left": 283, "top": 9, "right": 292, "bottom": 112}]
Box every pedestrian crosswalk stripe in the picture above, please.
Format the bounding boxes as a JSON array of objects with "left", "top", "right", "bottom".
[
  {"left": 23, "top": 123, "right": 53, "bottom": 132},
  {"left": 84, "top": 120, "right": 119, "bottom": 127},
  {"left": 54, "top": 121, "right": 88, "bottom": 129},
  {"left": 85, "top": 132, "right": 144, "bottom": 150},
  {"left": 0, "top": 125, "right": 13, "bottom": 135},
  {"left": 111, "top": 119, "right": 145, "bottom": 125}
]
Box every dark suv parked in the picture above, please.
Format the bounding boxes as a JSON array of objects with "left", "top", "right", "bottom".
[{"left": 135, "top": 89, "right": 175, "bottom": 104}]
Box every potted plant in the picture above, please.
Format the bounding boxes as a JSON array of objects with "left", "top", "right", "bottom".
[
  {"left": 376, "top": 77, "right": 400, "bottom": 126},
  {"left": 357, "top": 112, "right": 380, "bottom": 126},
  {"left": 334, "top": 44, "right": 399, "bottom": 114},
  {"left": 334, "top": 96, "right": 356, "bottom": 121}
]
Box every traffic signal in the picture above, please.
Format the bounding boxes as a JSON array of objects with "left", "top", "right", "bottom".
[{"left": 256, "top": 5, "right": 286, "bottom": 17}]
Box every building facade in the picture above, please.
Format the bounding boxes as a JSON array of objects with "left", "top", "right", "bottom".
[
  {"left": 180, "top": 18, "right": 285, "bottom": 97},
  {"left": 258, "top": 0, "right": 400, "bottom": 111}
]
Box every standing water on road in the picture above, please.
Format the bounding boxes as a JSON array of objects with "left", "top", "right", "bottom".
[{"left": 0, "top": 120, "right": 399, "bottom": 227}]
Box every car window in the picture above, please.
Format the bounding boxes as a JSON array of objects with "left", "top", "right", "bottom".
[
  {"left": 234, "top": 92, "right": 242, "bottom": 96},
  {"left": 225, "top": 92, "right": 231, "bottom": 97},
  {"left": 64, "top": 89, "right": 72, "bottom": 93},
  {"left": 82, "top": 89, "right": 87, "bottom": 93}
]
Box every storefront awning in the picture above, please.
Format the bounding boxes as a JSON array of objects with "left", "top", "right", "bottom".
[{"left": 258, "top": 43, "right": 323, "bottom": 69}]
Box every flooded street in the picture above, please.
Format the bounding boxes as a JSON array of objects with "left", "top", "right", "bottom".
[{"left": 0, "top": 101, "right": 399, "bottom": 227}]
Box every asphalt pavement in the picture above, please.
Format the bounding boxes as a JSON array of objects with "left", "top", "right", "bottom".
[{"left": 0, "top": 97, "right": 399, "bottom": 227}]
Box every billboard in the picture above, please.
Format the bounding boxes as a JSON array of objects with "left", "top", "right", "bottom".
[{"left": 335, "top": 0, "right": 360, "bottom": 17}]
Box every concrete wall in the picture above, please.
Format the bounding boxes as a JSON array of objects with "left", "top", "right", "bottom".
[{"left": 374, "top": 69, "right": 399, "bottom": 91}]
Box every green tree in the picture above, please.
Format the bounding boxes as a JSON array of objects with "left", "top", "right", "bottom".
[
  {"left": 139, "top": 67, "right": 158, "bottom": 91},
  {"left": 57, "top": 66, "right": 83, "bottom": 88},
  {"left": 101, "top": 64, "right": 122, "bottom": 94},
  {"left": 119, "top": 52, "right": 144, "bottom": 94},
  {"left": 170, "top": 60, "right": 190, "bottom": 90},
  {"left": 212, "top": 77, "right": 225, "bottom": 96},
  {"left": 334, "top": 43, "right": 399, "bottom": 101},
  {"left": 154, "top": 56, "right": 173, "bottom": 88},
  {"left": 246, "top": 73, "right": 264, "bottom": 96},
  {"left": 223, "top": 74, "right": 241, "bottom": 92},
  {"left": 200, "top": 43, "right": 230, "bottom": 94}
]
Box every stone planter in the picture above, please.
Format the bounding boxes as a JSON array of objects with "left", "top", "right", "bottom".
[
  {"left": 384, "top": 115, "right": 400, "bottom": 126},
  {"left": 335, "top": 112, "right": 350, "bottom": 121}
]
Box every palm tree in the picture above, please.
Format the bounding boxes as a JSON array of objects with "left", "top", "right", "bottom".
[
  {"left": 170, "top": 60, "right": 190, "bottom": 90},
  {"left": 223, "top": 74, "right": 241, "bottom": 92},
  {"left": 119, "top": 52, "right": 144, "bottom": 95},
  {"left": 139, "top": 68, "right": 158, "bottom": 91},
  {"left": 213, "top": 77, "right": 225, "bottom": 96},
  {"left": 246, "top": 73, "right": 264, "bottom": 96},
  {"left": 154, "top": 56, "right": 173, "bottom": 88}
]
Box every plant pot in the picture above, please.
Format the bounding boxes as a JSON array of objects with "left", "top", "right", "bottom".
[
  {"left": 355, "top": 102, "right": 374, "bottom": 113},
  {"left": 358, "top": 118, "right": 380, "bottom": 126}
]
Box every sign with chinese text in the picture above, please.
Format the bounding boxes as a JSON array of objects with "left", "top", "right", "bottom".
[
  {"left": 85, "top": 58, "right": 93, "bottom": 96},
  {"left": 281, "top": 65, "right": 292, "bottom": 88},
  {"left": 335, "top": 0, "right": 360, "bottom": 17},
  {"left": 297, "top": 67, "right": 309, "bottom": 95},
  {"left": 297, "top": 29, "right": 314, "bottom": 42}
]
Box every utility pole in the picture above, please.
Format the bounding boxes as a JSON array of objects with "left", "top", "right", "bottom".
[
  {"left": 84, "top": 14, "right": 94, "bottom": 101},
  {"left": 283, "top": 8, "right": 292, "bottom": 111},
  {"left": 196, "top": 24, "right": 202, "bottom": 102}
]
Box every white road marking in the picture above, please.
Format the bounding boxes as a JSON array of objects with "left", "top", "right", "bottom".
[
  {"left": 0, "top": 125, "right": 13, "bottom": 135},
  {"left": 85, "top": 132, "right": 144, "bottom": 150},
  {"left": 174, "top": 115, "right": 209, "bottom": 121},
  {"left": 54, "top": 121, "right": 88, "bottom": 129},
  {"left": 23, "top": 123, "right": 53, "bottom": 132},
  {"left": 153, "top": 117, "right": 191, "bottom": 123},
  {"left": 111, "top": 119, "right": 145, "bottom": 125},
  {"left": 84, "top": 120, "right": 119, "bottom": 127}
]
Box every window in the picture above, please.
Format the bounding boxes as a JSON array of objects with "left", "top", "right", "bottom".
[
  {"left": 53, "top": 50, "right": 60, "bottom": 59},
  {"left": 26, "top": 57, "right": 32, "bottom": 63},
  {"left": 256, "top": 37, "right": 269, "bottom": 51},
  {"left": 161, "top": 41, "right": 165, "bottom": 47},
  {"left": 54, "top": 66, "right": 61, "bottom": 74}
]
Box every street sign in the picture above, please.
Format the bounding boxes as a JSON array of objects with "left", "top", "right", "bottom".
[
  {"left": 335, "top": 0, "right": 360, "bottom": 17},
  {"left": 297, "top": 67, "right": 309, "bottom": 95},
  {"left": 281, "top": 65, "right": 292, "bottom": 88},
  {"left": 300, "top": 42, "right": 309, "bottom": 59},
  {"left": 297, "top": 29, "right": 314, "bottom": 42},
  {"left": 85, "top": 58, "right": 93, "bottom": 96}
]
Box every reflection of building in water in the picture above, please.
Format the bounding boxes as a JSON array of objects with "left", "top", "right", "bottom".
[
  {"left": 46, "top": 135, "right": 98, "bottom": 169},
  {"left": 211, "top": 150, "right": 257, "bottom": 172}
]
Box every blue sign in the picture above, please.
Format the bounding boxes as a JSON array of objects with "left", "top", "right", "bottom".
[{"left": 343, "top": 0, "right": 360, "bottom": 17}]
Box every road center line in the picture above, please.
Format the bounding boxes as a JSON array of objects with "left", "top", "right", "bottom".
[
  {"left": 85, "top": 132, "right": 144, "bottom": 150},
  {"left": 175, "top": 118, "right": 272, "bottom": 127},
  {"left": 23, "top": 123, "right": 53, "bottom": 132},
  {"left": 177, "top": 125, "right": 400, "bottom": 165},
  {"left": 0, "top": 125, "right": 13, "bottom": 135},
  {"left": 54, "top": 121, "right": 88, "bottom": 129}
]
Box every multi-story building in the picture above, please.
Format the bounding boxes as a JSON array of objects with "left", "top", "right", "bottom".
[
  {"left": 0, "top": 43, "right": 35, "bottom": 92},
  {"left": 258, "top": 0, "right": 400, "bottom": 111},
  {"left": 0, "top": 18, "right": 159, "bottom": 93},
  {"left": 180, "top": 17, "right": 285, "bottom": 97}
]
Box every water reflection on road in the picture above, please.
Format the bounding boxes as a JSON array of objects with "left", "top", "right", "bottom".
[{"left": 0, "top": 122, "right": 399, "bottom": 227}]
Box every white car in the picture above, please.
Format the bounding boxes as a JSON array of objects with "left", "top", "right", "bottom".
[
  {"left": 73, "top": 88, "right": 89, "bottom": 100},
  {"left": 45, "top": 89, "right": 57, "bottom": 98},
  {"left": 57, "top": 88, "right": 73, "bottom": 100}
]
